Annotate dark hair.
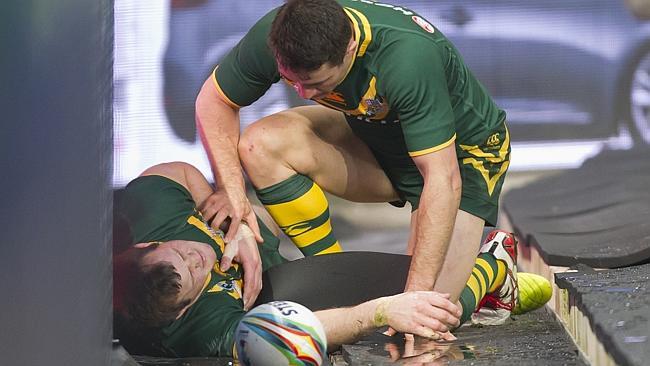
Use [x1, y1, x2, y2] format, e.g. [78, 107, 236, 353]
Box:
[113, 244, 192, 329]
[268, 0, 352, 73]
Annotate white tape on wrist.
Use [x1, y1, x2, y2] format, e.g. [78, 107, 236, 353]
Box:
[235, 224, 255, 241]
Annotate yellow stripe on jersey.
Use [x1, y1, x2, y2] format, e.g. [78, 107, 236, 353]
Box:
[207, 278, 243, 300]
[408, 134, 457, 157]
[200, 272, 212, 293]
[212, 66, 241, 110]
[187, 215, 226, 253]
[458, 126, 510, 163]
[343, 8, 361, 53]
[344, 7, 372, 57]
[459, 126, 510, 195]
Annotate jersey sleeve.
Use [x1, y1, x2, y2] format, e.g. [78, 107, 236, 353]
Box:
[161, 293, 245, 357]
[213, 9, 281, 108]
[375, 35, 456, 156]
[120, 175, 196, 244]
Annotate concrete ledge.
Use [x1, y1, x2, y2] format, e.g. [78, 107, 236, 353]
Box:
[504, 213, 650, 366]
[556, 265, 650, 366]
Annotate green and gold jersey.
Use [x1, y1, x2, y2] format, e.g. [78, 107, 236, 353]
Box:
[121, 175, 286, 357]
[214, 0, 506, 164]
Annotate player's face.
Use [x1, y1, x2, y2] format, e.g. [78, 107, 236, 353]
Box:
[280, 62, 348, 100]
[141, 240, 217, 310]
[278, 38, 357, 100]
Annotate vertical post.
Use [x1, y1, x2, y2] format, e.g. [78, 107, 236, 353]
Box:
[0, 0, 114, 365]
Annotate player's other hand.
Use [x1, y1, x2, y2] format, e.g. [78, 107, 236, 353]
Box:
[199, 187, 263, 243]
[379, 292, 461, 339]
[219, 224, 263, 310]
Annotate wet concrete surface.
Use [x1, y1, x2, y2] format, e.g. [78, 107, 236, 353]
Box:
[341, 309, 587, 366]
[556, 264, 650, 366]
[121, 308, 585, 366]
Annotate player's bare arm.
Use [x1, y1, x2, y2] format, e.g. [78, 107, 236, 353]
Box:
[406, 143, 462, 293]
[315, 291, 461, 351]
[195, 76, 263, 243]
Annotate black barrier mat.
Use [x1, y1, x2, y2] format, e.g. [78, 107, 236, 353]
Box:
[113, 341, 234, 366]
[503, 147, 650, 268]
[256, 251, 411, 310]
[342, 309, 587, 365]
[132, 356, 233, 366]
[556, 264, 650, 366]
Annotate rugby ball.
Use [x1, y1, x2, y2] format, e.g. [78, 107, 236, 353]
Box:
[235, 301, 327, 366]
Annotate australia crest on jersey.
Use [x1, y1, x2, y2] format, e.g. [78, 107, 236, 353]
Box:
[363, 95, 388, 118]
[208, 277, 243, 300]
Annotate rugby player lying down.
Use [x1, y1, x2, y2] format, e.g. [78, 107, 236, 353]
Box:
[113, 162, 549, 357]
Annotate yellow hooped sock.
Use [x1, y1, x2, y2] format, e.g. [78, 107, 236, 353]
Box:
[458, 253, 506, 325]
[256, 174, 342, 256]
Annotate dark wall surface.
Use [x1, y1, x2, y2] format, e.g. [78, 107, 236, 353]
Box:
[0, 1, 113, 365]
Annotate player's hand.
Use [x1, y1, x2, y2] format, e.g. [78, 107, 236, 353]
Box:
[385, 335, 463, 366]
[219, 224, 263, 310]
[199, 187, 263, 243]
[378, 292, 461, 338]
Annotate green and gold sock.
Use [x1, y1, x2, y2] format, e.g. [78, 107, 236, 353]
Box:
[256, 174, 342, 256]
[458, 253, 507, 325]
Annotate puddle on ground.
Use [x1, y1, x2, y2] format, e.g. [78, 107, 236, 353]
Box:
[355, 333, 480, 365]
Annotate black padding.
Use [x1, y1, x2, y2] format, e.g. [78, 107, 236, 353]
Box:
[556, 263, 650, 366]
[503, 147, 650, 268]
[256, 252, 411, 310]
[132, 355, 233, 366]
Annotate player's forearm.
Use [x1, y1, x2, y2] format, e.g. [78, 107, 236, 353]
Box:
[196, 76, 245, 191]
[314, 298, 383, 351]
[407, 179, 461, 291]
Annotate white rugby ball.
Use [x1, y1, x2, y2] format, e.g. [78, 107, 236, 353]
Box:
[235, 301, 327, 366]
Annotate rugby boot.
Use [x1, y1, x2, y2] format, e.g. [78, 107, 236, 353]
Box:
[471, 230, 518, 325]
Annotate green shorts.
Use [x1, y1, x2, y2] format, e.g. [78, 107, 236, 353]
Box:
[374, 124, 511, 227]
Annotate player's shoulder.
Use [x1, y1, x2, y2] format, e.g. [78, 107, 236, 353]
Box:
[125, 174, 191, 200]
[244, 5, 281, 42]
[339, 0, 437, 35]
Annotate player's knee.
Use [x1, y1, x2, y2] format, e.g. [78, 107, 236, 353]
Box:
[238, 117, 286, 166]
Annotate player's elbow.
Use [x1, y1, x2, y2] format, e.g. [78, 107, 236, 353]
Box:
[195, 76, 233, 126]
[449, 163, 462, 198]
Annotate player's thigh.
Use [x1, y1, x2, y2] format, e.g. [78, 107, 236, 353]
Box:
[278, 105, 398, 202]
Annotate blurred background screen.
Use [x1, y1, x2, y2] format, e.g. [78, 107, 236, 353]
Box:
[113, 0, 648, 187]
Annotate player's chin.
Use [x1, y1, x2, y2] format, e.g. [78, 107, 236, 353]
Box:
[311, 92, 331, 100]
